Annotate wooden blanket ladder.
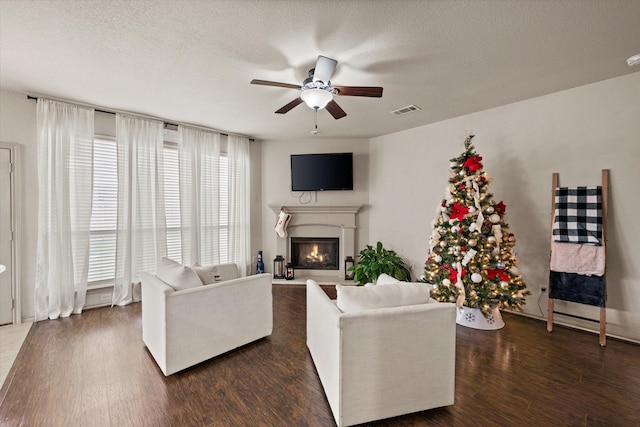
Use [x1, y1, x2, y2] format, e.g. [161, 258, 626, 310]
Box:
[547, 170, 609, 346]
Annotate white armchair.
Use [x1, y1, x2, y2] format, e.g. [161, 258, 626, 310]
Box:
[306, 279, 456, 427]
[141, 262, 273, 376]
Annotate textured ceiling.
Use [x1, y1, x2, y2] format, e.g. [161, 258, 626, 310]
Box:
[1, 0, 639, 141]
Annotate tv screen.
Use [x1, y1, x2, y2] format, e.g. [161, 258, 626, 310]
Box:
[291, 153, 353, 191]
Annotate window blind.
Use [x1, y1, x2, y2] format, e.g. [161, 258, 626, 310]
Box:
[164, 144, 182, 263]
[87, 138, 232, 285]
[88, 137, 117, 284]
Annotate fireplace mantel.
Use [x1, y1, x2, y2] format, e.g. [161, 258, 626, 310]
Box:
[268, 204, 363, 282]
[268, 204, 362, 215]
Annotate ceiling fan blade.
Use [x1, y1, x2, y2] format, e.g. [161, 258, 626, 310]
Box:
[325, 100, 347, 120]
[334, 86, 383, 97]
[251, 79, 301, 90]
[275, 97, 304, 114]
[313, 56, 338, 84]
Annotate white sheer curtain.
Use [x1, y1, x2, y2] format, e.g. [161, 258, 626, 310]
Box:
[178, 126, 221, 266]
[35, 99, 94, 320]
[227, 135, 251, 276]
[178, 127, 250, 273]
[112, 114, 166, 306]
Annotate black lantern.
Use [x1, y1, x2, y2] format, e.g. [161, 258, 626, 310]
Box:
[273, 255, 285, 279]
[285, 263, 295, 280]
[344, 256, 355, 280]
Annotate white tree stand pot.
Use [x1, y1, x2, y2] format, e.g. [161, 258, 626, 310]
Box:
[456, 306, 505, 330]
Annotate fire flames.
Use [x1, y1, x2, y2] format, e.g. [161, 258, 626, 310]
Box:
[305, 244, 325, 263]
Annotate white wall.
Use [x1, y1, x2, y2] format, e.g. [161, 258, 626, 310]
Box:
[259, 138, 370, 273]
[0, 90, 37, 321]
[369, 72, 640, 342]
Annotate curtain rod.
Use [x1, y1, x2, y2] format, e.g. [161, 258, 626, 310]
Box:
[26, 95, 255, 141]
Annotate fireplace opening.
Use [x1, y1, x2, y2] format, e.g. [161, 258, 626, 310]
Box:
[291, 237, 339, 270]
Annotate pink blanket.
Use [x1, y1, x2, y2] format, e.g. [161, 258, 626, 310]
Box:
[550, 241, 605, 276]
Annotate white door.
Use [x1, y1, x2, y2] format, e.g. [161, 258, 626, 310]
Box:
[0, 147, 13, 325]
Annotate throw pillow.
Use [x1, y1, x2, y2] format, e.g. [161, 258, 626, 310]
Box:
[156, 257, 202, 291]
[375, 273, 401, 286]
[336, 282, 430, 313]
[215, 263, 240, 281]
[192, 263, 221, 285]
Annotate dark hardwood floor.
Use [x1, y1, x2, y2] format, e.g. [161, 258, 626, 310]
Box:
[1, 284, 639, 426]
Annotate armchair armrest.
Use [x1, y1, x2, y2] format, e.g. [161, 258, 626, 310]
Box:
[306, 279, 343, 414]
[141, 272, 173, 371]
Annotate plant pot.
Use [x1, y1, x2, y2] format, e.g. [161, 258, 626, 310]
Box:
[456, 306, 504, 330]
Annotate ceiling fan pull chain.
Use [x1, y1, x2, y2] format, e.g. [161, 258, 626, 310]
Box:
[311, 108, 320, 135]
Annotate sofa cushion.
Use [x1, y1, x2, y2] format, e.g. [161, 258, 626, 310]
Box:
[192, 264, 221, 285]
[156, 257, 202, 291]
[336, 282, 430, 313]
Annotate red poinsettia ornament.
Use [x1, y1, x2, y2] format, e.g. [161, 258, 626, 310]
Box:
[463, 155, 483, 173]
[450, 202, 470, 222]
[495, 201, 507, 216]
[443, 264, 467, 282]
[487, 269, 510, 282]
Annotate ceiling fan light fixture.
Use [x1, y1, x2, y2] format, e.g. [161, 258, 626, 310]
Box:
[300, 88, 333, 110]
[626, 54, 640, 67]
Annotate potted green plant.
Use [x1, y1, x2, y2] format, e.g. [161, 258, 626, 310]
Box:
[349, 241, 412, 285]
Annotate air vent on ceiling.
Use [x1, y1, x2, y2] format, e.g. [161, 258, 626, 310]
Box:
[391, 104, 421, 116]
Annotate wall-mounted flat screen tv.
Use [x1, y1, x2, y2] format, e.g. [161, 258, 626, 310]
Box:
[290, 152, 353, 191]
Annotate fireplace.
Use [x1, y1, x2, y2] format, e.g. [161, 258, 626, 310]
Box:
[269, 204, 362, 281]
[291, 237, 339, 270]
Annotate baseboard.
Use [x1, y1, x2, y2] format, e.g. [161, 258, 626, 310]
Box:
[510, 310, 640, 345]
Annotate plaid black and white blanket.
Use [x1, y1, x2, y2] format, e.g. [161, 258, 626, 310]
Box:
[552, 186, 602, 245]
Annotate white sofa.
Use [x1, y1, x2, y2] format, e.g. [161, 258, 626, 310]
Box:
[306, 278, 456, 427]
[141, 262, 273, 376]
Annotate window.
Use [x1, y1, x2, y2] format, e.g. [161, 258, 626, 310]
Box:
[88, 137, 117, 285]
[219, 156, 229, 264]
[198, 151, 230, 265]
[87, 137, 232, 286]
[163, 144, 182, 263]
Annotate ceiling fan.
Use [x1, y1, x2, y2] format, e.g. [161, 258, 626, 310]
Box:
[251, 55, 383, 120]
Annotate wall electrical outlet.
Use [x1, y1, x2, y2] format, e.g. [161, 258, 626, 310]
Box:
[541, 287, 547, 293]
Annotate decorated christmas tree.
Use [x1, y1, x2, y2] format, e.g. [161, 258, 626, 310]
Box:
[424, 135, 530, 318]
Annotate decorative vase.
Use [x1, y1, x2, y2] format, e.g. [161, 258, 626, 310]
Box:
[456, 306, 504, 330]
